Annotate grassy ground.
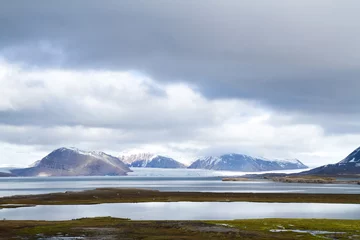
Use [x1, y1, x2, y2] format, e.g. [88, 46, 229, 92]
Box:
[268, 175, 360, 184]
[0, 217, 359, 239]
[1, 188, 360, 209]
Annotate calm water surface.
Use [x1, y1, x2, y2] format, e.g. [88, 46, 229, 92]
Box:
[1, 202, 360, 220]
[1, 176, 360, 197]
[0, 169, 359, 197]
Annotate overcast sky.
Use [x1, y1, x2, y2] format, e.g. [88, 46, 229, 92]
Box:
[1, 0, 360, 167]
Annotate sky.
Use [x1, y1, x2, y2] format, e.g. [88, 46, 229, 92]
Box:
[1, 0, 360, 167]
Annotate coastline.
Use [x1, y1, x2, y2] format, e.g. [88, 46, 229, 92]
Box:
[1, 188, 360, 209]
[0, 217, 359, 239]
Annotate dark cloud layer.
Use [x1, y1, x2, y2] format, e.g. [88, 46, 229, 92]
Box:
[1, 0, 360, 133]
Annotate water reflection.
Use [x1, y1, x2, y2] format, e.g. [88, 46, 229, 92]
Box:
[1, 176, 360, 197]
[1, 202, 360, 221]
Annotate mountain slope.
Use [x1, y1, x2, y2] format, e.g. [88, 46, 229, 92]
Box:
[28, 160, 41, 168]
[188, 154, 308, 172]
[0, 172, 14, 177]
[301, 146, 360, 175]
[120, 154, 186, 169]
[12, 147, 131, 177]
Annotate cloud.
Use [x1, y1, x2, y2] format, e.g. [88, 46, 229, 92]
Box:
[0, 1, 359, 166]
[0, 59, 359, 167]
[1, 0, 360, 130]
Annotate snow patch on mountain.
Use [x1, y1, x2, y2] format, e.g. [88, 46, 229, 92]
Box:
[339, 146, 360, 164]
[119, 153, 156, 164]
[119, 153, 186, 169]
[189, 153, 307, 172]
[302, 146, 360, 175]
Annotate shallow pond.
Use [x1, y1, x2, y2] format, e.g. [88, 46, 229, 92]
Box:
[1, 172, 360, 197]
[1, 202, 360, 220]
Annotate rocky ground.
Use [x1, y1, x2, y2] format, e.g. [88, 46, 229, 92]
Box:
[0, 217, 359, 240]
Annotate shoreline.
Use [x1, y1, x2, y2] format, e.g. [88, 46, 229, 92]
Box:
[0, 217, 359, 239]
[1, 188, 360, 209]
[226, 175, 360, 184]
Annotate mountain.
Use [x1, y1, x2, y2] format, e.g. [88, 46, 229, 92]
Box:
[301, 146, 360, 175]
[11, 147, 131, 177]
[0, 167, 18, 174]
[28, 160, 41, 168]
[188, 154, 308, 172]
[120, 153, 186, 169]
[0, 167, 19, 177]
[120, 153, 155, 165]
[0, 172, 14, 177]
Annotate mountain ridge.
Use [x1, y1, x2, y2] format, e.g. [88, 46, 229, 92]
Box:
[11, 147, 131, 177]
[120, 153, 186, 169]
[301, 146, 360, 175]
[188, 153, 308, 171]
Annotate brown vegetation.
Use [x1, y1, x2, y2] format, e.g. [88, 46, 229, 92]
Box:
[0, 217, 359, 240]
[1, 188, 360, 209]
[222, 177, 249, 181]
[268, 175, 360, 184]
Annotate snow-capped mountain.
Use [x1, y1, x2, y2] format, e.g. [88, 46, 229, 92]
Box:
[188, 153, 308, 171]
[120, 153, 155, 165]
[339, 146, 360, 164]
[12, 147, 131, 177]
[302, 146, 360, 175]
[119, 153, 186, 169]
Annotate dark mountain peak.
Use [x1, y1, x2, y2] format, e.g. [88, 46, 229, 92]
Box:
[339, 146, 360, 164]
[12, 147, 131, 177]
[301, 146, 360, 176]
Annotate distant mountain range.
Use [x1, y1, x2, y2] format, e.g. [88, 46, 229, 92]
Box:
[119, 153, 186, 169]
[120, 153, 308, 172]
[301, 146, 360, 176]
[2, 146, 360, 177]
[0, 147, 311, 177]
[11, 147, 131, 177]
[188, 154, 308, 171]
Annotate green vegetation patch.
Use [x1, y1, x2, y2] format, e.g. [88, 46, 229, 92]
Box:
[269, 175, 360, 184]
[1, 188, 360, 209]
[0, 217, 359, 240]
